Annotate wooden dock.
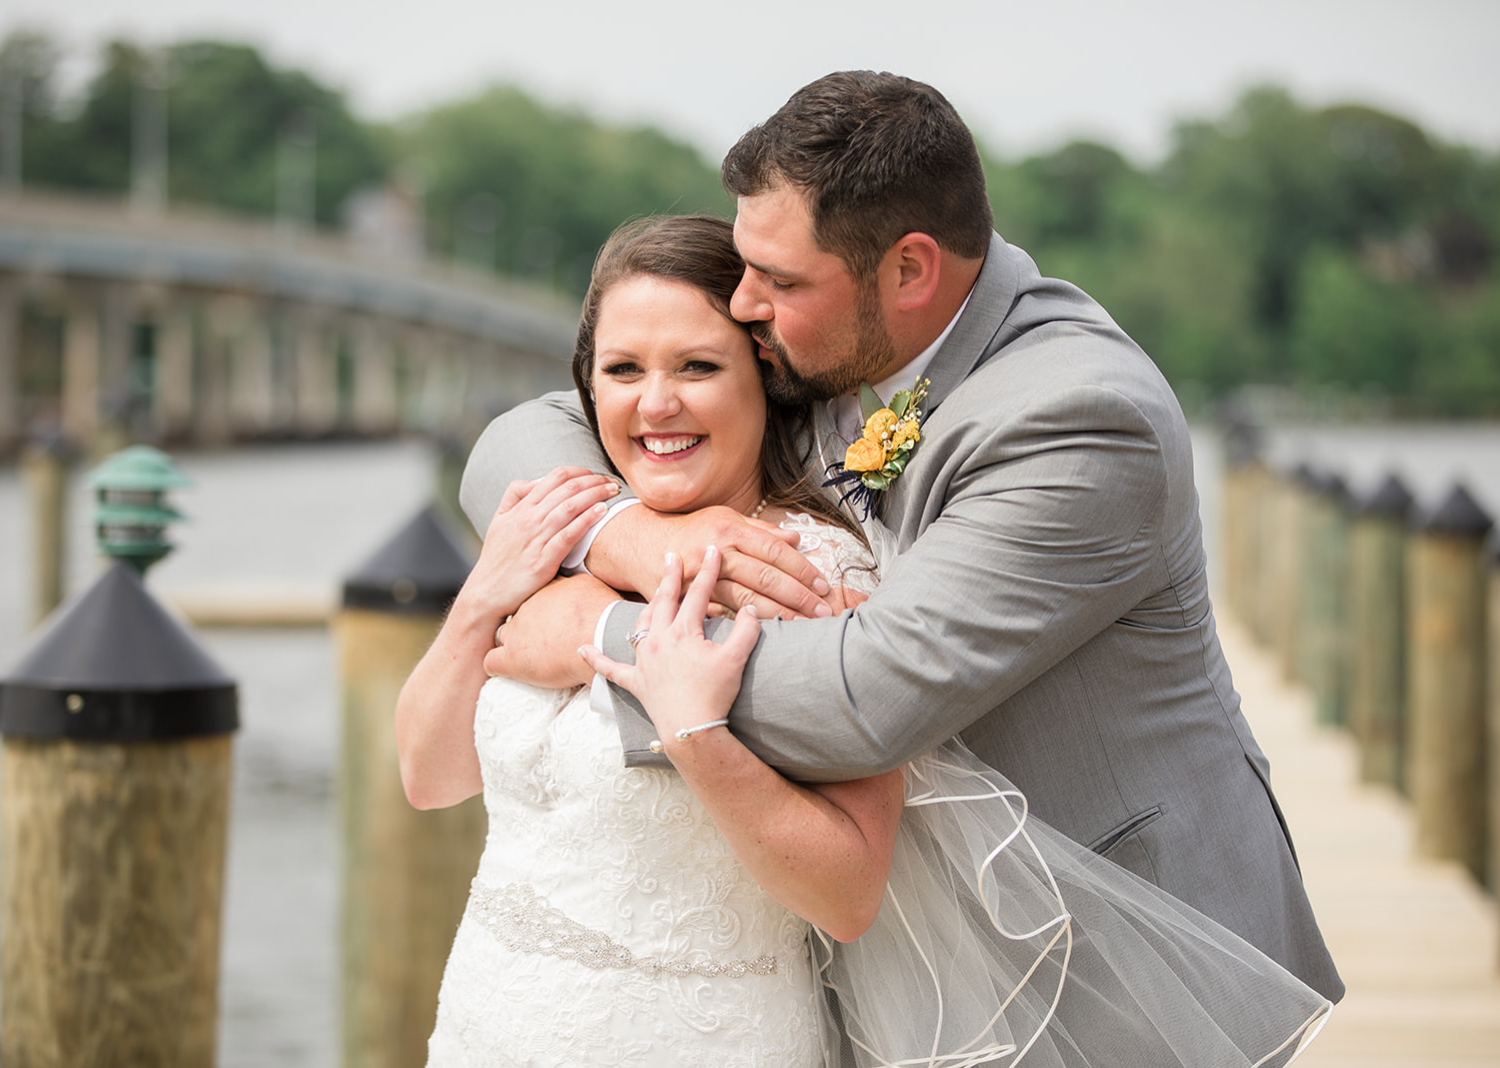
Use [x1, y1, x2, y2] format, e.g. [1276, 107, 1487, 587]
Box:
[1223, 620, 1500, 1067]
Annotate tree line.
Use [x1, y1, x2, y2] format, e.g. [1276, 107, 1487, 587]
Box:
[2, 31, 1496, 415]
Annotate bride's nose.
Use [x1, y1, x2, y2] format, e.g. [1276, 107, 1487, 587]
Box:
[638, 373, 681, 420]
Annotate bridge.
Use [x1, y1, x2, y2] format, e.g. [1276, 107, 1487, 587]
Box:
[0, 192, 580, 454]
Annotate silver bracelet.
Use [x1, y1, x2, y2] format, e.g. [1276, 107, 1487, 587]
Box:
[648, 718, 729, 753]
[675, 718, 729, 741]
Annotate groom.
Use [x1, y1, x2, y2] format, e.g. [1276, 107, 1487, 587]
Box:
[463, 70, 1343, 1001]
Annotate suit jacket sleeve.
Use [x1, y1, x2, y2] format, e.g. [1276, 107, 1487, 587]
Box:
[458, 390, 630, 535]
[606, 368, 1175, 780]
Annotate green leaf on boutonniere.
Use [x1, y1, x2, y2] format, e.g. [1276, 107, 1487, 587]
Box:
[889, 389, 913, 420]
[859, 382, 884, 422]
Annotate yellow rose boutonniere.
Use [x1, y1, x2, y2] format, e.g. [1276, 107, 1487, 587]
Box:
[826, 376, 930, 518]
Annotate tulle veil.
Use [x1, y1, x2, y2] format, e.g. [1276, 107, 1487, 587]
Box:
[808, 511, 1332, 1067]
[810, 742, 1331, 1067]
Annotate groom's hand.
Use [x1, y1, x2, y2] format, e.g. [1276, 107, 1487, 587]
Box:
[585, 505, 834, 621]
[484, 574, 622, 688]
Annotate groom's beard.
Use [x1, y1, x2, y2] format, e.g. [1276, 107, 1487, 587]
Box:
[756, 284, 899, 406]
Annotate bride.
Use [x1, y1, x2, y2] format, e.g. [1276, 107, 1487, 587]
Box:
[396, 215, 1331, 1066]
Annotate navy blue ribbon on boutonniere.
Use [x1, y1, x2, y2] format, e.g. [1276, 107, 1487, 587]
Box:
[823, 377, 929, 520]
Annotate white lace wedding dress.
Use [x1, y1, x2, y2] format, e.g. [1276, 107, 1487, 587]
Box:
[426, 515, 866, 1067]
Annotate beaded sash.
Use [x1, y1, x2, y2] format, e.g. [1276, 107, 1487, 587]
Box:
[468, 882, 778, 979]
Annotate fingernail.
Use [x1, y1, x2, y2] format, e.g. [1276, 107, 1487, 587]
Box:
[814, 603, 833, 618]
[745, 604, 758, 618]
[593, 502, 608, 514]
[607, 481, 620, 494]
[577, 646, 589, 659]
[814, 578, 831, 595]
[705, 544, 718, 559]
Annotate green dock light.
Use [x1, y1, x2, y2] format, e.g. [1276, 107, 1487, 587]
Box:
[87, 445, 192, 573]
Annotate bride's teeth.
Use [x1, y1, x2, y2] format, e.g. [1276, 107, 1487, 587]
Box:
[643, 437, 702, 455]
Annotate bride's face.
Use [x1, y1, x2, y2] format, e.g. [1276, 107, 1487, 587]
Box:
[591, 275, 766, 516]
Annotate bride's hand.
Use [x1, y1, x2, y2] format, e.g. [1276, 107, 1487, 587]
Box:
[465, 466, 619, 622]
[579, 546, 761, 741]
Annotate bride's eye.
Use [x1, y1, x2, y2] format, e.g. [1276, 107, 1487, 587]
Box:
[599, 360, 641, 378]
[682, 360, 721, 376]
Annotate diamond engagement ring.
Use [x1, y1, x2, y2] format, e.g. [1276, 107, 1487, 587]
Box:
[627, 629, 649, 649]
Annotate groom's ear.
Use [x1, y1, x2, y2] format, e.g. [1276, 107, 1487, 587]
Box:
[888, 233, 943, 312]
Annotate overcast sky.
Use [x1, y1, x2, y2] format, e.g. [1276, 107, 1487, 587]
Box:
[5, 0, 1498, 164]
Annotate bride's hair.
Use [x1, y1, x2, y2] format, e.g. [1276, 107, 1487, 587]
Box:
[572, 214, 866, 545]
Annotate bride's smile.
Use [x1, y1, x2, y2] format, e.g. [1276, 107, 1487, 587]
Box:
[592, 274, 766, 516]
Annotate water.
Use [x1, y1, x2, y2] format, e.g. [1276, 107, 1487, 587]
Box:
[0, 420, 1496, 1063]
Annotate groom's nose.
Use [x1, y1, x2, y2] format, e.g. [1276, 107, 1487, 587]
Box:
[730, 270, 772, 323]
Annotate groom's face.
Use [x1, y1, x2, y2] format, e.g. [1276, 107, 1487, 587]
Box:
[731, 185, 899, 404]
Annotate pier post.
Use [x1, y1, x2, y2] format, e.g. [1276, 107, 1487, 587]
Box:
[1490, 537, 1500, 896]
[1407, 483, 1493, 884]
[1301, 472, 1351, 727]
[336, 506, 484, 1068]
[1271, 465, 1314, 683]
[0, 447, 236, 1066]
[1347, 474, 1414, 791]
[21, 432, 72, 627]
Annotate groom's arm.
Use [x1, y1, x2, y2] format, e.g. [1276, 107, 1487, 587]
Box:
[603, 377, 1176, 780]
[460, 393, 836, 624]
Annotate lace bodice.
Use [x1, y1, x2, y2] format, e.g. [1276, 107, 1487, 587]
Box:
[427, 515, 869, 1067]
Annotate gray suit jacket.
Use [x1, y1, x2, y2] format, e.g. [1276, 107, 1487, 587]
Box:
[460, 233, 1343, 1001]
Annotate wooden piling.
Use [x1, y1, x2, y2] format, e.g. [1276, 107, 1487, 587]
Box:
[1272, 465, 1314, 683]
[1300, 472, 1351, 726]
[21, 436, 70, 627]
[1489, 540, 1500, 898]
[337, 507, 484, 1068]
[1218, 420, 1263, 628]
[1407, 484, 1492, 885]
[0, 561, 238, 1067]
[1346, 475, 1413, 791]
[1, 735, 232, 1066]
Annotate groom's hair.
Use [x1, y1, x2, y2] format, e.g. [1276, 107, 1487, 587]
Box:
[722, 71, 993, 280]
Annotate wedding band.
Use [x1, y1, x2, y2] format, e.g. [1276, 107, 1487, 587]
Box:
[494, 615, 514, 647]
[627, 629, 649, 649]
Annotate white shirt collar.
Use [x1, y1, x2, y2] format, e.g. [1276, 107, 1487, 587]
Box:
[834, 290, 973, 439]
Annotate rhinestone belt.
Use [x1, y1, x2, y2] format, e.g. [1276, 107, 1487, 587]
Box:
[468, 881, 778, 979]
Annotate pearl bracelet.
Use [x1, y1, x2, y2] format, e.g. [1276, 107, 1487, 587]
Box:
[648, 718, 729, 753]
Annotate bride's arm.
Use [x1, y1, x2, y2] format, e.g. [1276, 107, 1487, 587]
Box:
[396, 468, 620, 810]
[581, 549, 903, 942]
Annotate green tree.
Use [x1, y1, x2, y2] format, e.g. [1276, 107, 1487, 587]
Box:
[401, 85, 728, 292]
[14, 35, 387, 226]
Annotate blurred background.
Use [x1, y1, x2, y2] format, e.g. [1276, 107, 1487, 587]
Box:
[0, 1, 1498, 1065]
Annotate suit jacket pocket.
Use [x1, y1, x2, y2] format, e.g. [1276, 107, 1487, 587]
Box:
[1087, 806, 1164, 878]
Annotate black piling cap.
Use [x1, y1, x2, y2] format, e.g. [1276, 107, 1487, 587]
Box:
[1418, 483, 1495, 538]
[1317, 472, 1351, 507]
[342, 505, 475, 615]
[0, 561, 238, 741]
[1357, 473, 1415, 519]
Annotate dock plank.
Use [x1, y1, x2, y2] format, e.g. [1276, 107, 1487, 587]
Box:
[1223, 621, 1500, 1067]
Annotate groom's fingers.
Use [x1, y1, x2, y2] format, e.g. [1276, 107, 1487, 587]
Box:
[715, 536, 835, 620]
